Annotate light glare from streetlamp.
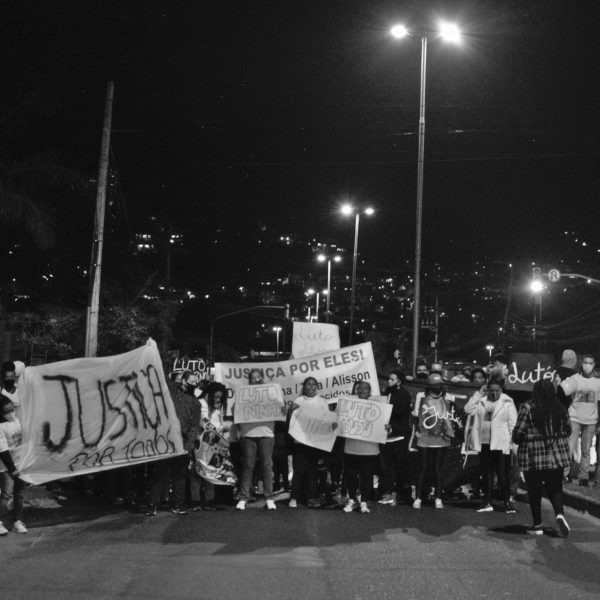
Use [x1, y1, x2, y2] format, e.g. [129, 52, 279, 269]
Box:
[391, 24, 409, 39]
[333, 255, 342, 263]
[341, 204, 353, 215]
[364, 207, 375, 215]
[530, 280, 544, 293]
[317, 254, 326, 262]
[439, 22, 461, 43]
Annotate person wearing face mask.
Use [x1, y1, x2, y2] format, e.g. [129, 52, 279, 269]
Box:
[145, 370, 201, 516]
[464, 377, 517, 513]
[411, 373, 455, 509]
[560, 354, 600, 486]
[0, 397, 26, 535]
[414, 362, 429, 380]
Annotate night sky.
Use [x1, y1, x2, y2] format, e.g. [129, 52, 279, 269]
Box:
[3, 0, 600, 273]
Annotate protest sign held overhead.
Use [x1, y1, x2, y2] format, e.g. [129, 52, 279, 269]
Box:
[215, 342, 379, 403]
[336, 395, 392, 444]
[232, 383, 286, 424]
[289, 403, 338, 452]
[291, 321, 340, 359]
[15, 339, 185, 485]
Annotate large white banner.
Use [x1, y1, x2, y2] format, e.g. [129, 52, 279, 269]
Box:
[291, 322, 340, 359]
[215, 342, 379, 404]
[232, 383, 286, 424]
[16, 339, 185, 485]
[288, 404, 338, 452]
[336, 395, 392, 444]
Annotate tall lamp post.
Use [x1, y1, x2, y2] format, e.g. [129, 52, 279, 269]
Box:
[530, 268, 544, 352]
[391, 21, 462, 375]
[317, 253, 342, 323]
[273, 326, 282, 359]
[306, 288, 327, 322]
[341, 204, 374, 345]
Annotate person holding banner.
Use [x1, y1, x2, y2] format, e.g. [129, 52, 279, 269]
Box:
[289, 377, 336, 509]
[342, 381, 380, 514]
[0, 397, 27, 534]
[412, 373, 455, 510]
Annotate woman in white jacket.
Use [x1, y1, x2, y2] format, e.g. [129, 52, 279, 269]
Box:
[464, 377, 517, 514]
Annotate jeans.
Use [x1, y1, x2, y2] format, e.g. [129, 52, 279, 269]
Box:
[379, 437, 411, 496]
[291, 443, 322, 501]
[524, 469, 564, 526]
[0, 471, 25, 523]
[480, 444, 510, 504]
[240, 436, 274, 500]
[569, 421, 596, 480]
[415, 447, 446, 500]
[343, 454, 377, 502]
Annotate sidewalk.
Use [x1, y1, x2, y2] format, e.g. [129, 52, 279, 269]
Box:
[562, 478, 600, 519]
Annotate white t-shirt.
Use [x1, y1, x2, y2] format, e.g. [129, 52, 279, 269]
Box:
[0, 418, 22, 473]
[561, 374, 600, 425]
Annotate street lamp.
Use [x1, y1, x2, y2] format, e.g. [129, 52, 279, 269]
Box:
[391, 21, 462, 376]
[486, 344, 495, 359]
[317, 253, 342, 323]
[530, 267, 543, 352]
[273, 326, 282, 359]
[306, 288, 327, 322]
[341, 204, 375, 345]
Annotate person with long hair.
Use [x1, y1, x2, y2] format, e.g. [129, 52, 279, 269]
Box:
[412, 373, 454, 509]
[512, 379, 572, 536]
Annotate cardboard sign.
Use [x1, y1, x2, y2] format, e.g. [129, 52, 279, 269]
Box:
[215, 342, 380, 404]
[232, 383, 286, 424]
[289, 404, 338, 452]
[16, 339, 185, 485]
[291, 322, 340, 358]
[336, 395, 392, 444]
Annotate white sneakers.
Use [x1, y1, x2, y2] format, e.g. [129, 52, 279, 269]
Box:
[556, 514, 570, 537]
[288, 499, 298, 508]
[265, 499, 277, 510]
[412, 498, 422, 509]
[235, 500, 246, 510]
[0, 521, 27, 535]
[343, 499, 357, 513]
[12, 521, 27, 534]
[360, 502, 370, 514]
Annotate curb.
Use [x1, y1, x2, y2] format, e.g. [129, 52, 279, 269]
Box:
[562, 487, 600, 519]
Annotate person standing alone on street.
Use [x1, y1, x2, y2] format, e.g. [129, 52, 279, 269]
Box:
[512, 380, 572, 536]
[560, 354, 600, 486]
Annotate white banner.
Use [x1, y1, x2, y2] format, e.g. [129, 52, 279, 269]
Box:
[16, 339, 185, 485]
[215, 342, 379, 404]
[291, 322, 340, 359]
[336, 395, 392, 444]
[232, 383, 286, 424]
[289, 404, 338, 452]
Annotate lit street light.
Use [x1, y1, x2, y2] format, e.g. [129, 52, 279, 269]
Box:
[486, 344, 495, 359]
[306, 287, 327, 322]
[341, 204, 374, 345]
[530, 267, 544, 352]
[391, 21, 462, 375]
[317, 253, 342, 323]
[273, 326, 282, 359]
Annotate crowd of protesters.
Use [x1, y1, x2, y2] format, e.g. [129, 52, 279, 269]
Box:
[1, 349, 598, 539]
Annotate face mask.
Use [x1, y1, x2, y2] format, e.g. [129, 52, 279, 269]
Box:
[3, 379, 15, 391]
[430, 387, 442, 396]
[582, 364, 594, 376]
[416, 372, 428, 379]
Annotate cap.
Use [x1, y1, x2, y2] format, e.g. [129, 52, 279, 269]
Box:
[427, 373, 444, 386]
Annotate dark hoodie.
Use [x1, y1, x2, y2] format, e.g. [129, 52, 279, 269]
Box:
[384, 384, 412, 437]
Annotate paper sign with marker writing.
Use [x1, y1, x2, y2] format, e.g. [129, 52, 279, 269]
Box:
[336, 395, 392, 444]
[289, 404, 338, 452]
[15, 339, 184, 485]
[232, 383, 286, 424]
[292, 322, 340, 358]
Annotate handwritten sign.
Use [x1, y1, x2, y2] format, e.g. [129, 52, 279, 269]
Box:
[193, 422, 236, 486]
[506, 353, 556, 391]
[171, 357, 209, 380]
[289, 404, 338, 452]
[233, 383, 285, 424]
[292, 322, 340, 358]
[215, 342, 380, 404]
[336, 395, 392, 444]
[15, 339, 185, 485]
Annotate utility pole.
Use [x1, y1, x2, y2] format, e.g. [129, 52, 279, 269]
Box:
[85, 81, 114, 357]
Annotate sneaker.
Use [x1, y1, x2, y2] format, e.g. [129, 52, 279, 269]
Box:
[12, 520, 27, 534]
[170, 507, 188, 515]
[505, 501, 517, 514]
[191, 504, 204, 512]
[235, 500, 246, 510]
[144, 504, 157, 516]
[412, 498, 421, 509]
[556, 514, 570, 537]
[434, 498, 443, 509]
[343, 499, 357, 513]
[360, 501, 370, 514]
[526, 524, 543, 535]
[307, 498, 322, 508]
[378, 494, 394, 505]
[288, 499, 298, 508]
[265, 499, 277, 510]
[0, 521, 8, 536]
[476, 503, 494, 513]
[578, 479, 589, 487]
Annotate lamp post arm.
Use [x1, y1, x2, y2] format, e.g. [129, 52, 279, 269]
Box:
[565, 273, 600, 285]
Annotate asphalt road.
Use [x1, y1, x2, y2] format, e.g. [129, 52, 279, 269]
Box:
[2, 496, 600, 600]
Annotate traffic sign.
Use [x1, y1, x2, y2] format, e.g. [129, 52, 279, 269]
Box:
[548, 268, 561, 282]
